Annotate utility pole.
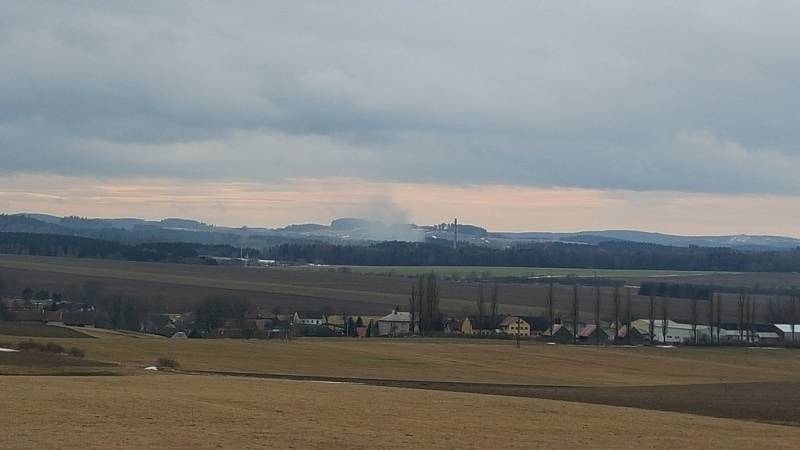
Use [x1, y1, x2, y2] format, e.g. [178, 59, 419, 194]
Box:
[516, 316, 521, 349]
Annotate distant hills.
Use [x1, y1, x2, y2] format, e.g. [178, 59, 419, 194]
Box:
[1, 213, 799, 251]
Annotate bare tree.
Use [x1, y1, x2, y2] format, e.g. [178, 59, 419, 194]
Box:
[691, 297, 698, 345]
[791, 295, 798, 347]
[409, 285, 418, 336]
[547, 281, 555, 334]
[749, 294, 757, 344]
[661, 297, 669, 344]
[737, 291, 745, 345]
[490, 283, 499, 319]
[415, 275, 426, 335]
[572, 284, 580, 344]
[422, 273, 440, 334]
[706, 291, 714, 346]
[715, 293, 722, 345]
[476, 283, 486, 323]
[648, 294, 655, 345]
[612, 285, 621, 341]
[625, 287, 632, 345]
[595, 284, 601, 346]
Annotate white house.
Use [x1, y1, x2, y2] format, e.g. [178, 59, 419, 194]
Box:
[774, 324, 800, 344]
[377, 309, 412, 336]
[632, 319, 712, 344]
[292, 312, 327, 326]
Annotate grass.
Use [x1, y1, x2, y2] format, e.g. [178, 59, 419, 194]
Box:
[0, 351, 115, 375]
[0, 322, 91, 338]
[336, 265, 717, 278]
[3, 375, 800, 449]
[7, 332, 800, 387]
[4, 333, 800, 447]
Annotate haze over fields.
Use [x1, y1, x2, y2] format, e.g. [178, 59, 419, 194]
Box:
[2, 2, 800, 235]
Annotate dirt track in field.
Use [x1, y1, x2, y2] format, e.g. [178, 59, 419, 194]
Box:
[182, 369, 800, 427]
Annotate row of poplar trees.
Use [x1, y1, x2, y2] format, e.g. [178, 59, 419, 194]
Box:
[408, 273, 441, 335]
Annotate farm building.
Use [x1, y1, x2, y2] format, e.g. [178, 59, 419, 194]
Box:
[774, 324, 800, 344]
[577, 324, 610, 344]
[615, 325, 646, 345]
[497, 316, 530, 336]
[377, 309, 413, 336]
[461, 317, 499, 335]
[632, 320, 711, 345]
[542, 324, 574, 344]
[292, 312, 327, 326]
[442, 318, 463, 334]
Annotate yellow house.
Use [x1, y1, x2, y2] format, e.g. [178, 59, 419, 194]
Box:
[461, 317, 498, 335]
[498, 316, 530, 336]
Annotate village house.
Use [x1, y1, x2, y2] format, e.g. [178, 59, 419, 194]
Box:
[542, 324, 574, 344]
[460, 317, 499, 335]
[497, 316, 530, 336]
[632, 319, 712, 345]
[614, 324, 646, 345]
[442, 318, 462, 335]
[377, 309, 413, 336]
[577, 324, 610, 344]
[774, 324, 800, 344]
[292, 312, 327, 326]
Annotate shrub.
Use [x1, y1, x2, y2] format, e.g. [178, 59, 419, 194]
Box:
[68, 347, 86, 358]
[157, 357, 179, 369]
[17, 340, 42, 351]
[43, 342, 65, 354]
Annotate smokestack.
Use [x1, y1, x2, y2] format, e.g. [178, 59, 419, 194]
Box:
[453, 218, 458, 249]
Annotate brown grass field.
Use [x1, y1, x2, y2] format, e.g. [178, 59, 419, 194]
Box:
[3, 332, 800, 447]
[4, 254, 800, 447]
[4, 374, 800, 449]
[1, 254, 793, 321]
[0, 321, 92, 338]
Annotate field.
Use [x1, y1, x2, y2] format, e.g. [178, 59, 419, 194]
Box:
[4, 375, 800, 449]
[337, 265, 716, 278]
[3, 328, 800, 447]
[0, 254, 791, 322]
[0, 321, 92, 338]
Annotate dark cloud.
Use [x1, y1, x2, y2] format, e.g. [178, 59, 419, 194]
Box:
[1, 1, 800, 194]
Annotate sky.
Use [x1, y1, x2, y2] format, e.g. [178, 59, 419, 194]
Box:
[1, 2, 800, 235]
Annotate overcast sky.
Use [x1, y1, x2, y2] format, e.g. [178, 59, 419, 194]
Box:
[2, 2, 800, 234]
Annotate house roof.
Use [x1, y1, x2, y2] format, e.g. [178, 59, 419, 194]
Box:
[379, 311, 411, 323]
[757, 332, 781, 339]
[498, 316, 528, 327]
[295, 312, 326, 320]
[543, 324, 573, 336]
[775, 324, 800, 333]
[578, 324, 598, 338]
[466, 316, 505, 329]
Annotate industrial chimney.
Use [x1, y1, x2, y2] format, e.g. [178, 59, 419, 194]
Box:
[453, 218, 458, 249]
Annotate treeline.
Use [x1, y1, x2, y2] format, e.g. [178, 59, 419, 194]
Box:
[267, 240, 800, 272]
[0, 232, 256, 263]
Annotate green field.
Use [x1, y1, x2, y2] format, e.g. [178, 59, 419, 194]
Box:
[335, 265, 718, 279]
